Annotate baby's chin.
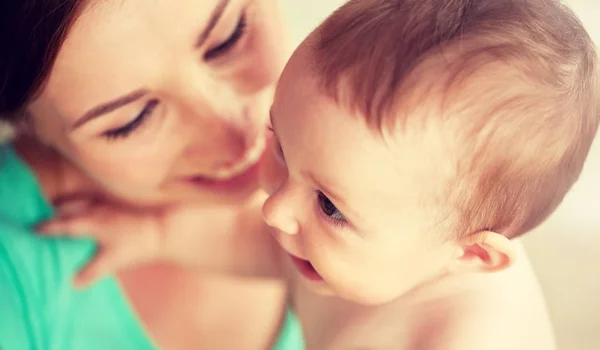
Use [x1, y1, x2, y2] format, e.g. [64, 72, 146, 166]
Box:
[307, 276, 408, 305]
[301, 278, 337, 296]
[302, 278, 402, 306]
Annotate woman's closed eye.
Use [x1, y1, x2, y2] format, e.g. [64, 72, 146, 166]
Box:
[103, 99, 160, 140]
[204, 12, 247, 60]
[317, 191, 347, 226]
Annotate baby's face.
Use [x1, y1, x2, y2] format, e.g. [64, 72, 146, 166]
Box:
[261, 45, 462, 305]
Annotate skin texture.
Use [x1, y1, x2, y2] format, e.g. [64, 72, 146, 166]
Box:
[260, 36, 555, 349]
[16, 0, 293, 349]
[53, 33, 556, 346]
[261, 40, 516, 305]
[27, 0, 287, 206]
[16, 0, 557, 348]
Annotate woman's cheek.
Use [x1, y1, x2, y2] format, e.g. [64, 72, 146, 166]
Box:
[72, 139, 173, 191]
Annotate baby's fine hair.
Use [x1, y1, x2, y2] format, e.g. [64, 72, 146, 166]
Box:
[310, 0, 599, 238]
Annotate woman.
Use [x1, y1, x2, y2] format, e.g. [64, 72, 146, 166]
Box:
[0, 0, 302, 349]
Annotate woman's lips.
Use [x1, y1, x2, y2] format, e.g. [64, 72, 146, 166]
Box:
[290, 255, 323, 281]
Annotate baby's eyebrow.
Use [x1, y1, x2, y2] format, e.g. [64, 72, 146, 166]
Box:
[306, 172, 344, 204]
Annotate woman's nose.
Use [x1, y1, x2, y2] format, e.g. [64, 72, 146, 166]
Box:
[214, 113, 259, 162]
[262, 184, 299, 235]
[183, 107, 261, 166]
[177, 73, 263, 165]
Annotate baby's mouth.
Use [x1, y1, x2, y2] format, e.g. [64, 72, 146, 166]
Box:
[289, 255, 323, 281]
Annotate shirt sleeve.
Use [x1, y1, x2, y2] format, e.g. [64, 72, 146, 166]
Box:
[0, 221, 96, 349]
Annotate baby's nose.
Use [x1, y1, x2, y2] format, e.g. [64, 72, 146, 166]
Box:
[262, 187, 299, 235]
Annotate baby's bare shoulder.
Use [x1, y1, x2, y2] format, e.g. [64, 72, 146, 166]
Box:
[408, 254, 555, 350]
[412, 288, 555, 350]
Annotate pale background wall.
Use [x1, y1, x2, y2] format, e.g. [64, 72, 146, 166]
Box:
[280, 1, 599, 349]
[520, 2, 600, 349]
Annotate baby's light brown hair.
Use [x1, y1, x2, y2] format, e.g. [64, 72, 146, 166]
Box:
[310, 0, 599, 238]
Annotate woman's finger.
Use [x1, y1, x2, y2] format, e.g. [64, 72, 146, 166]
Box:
[73, 247, 116, 288]
[37, 217, 96, 237]
[74, 233, 161, 289]
[55, 197, 98, 218]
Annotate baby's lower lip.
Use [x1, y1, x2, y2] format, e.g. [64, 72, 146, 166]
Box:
[290, 255, 323, 281]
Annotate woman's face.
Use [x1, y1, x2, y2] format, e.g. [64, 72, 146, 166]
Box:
[28, 0, 287, 205]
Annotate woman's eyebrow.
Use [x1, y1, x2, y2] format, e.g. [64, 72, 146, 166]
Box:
[195, 0, 231, 48]
[72, 89, 149, 130]
[71, 0, 232, 130]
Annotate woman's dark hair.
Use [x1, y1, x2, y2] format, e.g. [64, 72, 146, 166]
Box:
[0, 1, 85, 122]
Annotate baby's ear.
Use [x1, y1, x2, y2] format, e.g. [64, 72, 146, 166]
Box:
[447, 231, 516, 274]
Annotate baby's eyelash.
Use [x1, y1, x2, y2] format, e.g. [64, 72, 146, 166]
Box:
[316, 191, 348, 228]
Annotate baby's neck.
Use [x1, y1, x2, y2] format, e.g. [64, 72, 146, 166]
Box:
[296, 241, 550, 349]
[400, 240, 532, 306]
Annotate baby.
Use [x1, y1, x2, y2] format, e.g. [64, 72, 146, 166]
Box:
[261, 0, 600, 305]
[40, 0, 599, 348]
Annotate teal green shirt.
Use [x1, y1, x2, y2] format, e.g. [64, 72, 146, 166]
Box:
[0, 144, 303, 350]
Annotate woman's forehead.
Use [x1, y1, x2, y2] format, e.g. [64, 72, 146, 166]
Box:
[37, 0, 227, 122]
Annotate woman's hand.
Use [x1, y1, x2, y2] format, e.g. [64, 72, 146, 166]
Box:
[37, 193, 283, 288]
[37, 197, 165, 288]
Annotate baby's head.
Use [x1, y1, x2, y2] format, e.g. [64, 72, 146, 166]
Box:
[262, 0, 599, 304]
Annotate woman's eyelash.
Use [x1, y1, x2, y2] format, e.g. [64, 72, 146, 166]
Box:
[204, 12, 247, 60]
[317, 191, 348, 227]
[103, 99, 159, 140]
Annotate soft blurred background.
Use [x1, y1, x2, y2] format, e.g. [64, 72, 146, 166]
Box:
[280, 1, 600, 349]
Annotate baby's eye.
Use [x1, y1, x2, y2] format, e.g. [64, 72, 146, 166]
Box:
[317, 191, 346, 223]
